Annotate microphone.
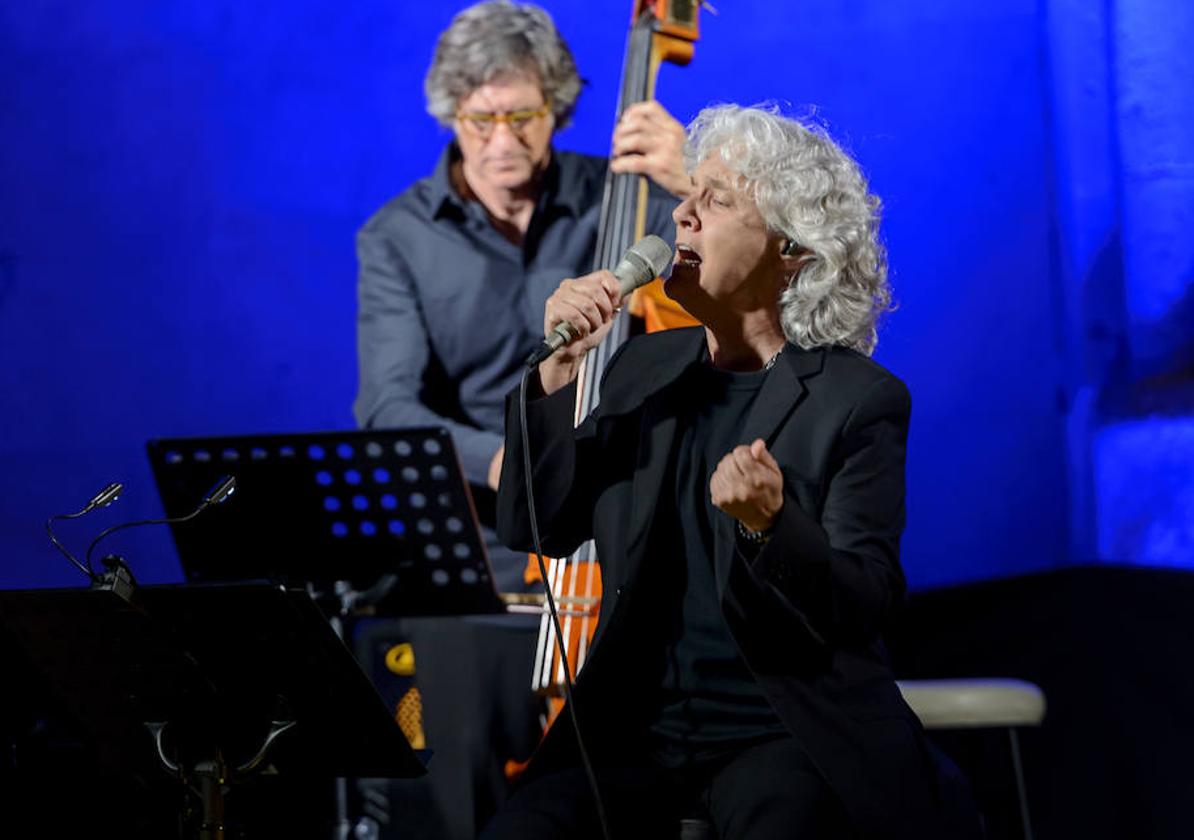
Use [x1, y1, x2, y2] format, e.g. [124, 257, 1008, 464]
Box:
[45, 481, 126, 581]
[525, 235, 673, 367]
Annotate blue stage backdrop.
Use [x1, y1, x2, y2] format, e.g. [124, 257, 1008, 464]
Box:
[1, 1, 1190, 591]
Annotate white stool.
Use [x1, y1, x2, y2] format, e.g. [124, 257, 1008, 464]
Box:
[898, 678, 1046, 840]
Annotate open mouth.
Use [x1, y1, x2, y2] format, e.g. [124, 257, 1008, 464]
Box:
[674, 244, 701, 270]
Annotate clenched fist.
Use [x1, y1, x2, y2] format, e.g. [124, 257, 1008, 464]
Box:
[710, 438, 784, 534]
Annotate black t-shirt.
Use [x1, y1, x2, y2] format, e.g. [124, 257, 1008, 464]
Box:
[647, 361, 789, 768]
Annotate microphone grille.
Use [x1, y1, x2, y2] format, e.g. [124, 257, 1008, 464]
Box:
[615, 235, 674, 296]
[631, 235, 673, 278]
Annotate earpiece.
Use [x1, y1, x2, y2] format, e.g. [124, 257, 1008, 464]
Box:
[781, 239, 800, 256]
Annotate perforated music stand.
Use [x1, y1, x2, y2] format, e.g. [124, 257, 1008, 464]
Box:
[0, 583, 424, 835]
[146, 428, 504, 616]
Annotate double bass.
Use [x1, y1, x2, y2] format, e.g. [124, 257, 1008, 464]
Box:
[509, 0, 705, 764]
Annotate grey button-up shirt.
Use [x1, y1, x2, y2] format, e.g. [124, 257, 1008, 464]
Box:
[354, 144, 675, 589]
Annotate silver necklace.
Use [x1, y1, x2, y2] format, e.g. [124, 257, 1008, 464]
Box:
[763, 346, 785, 371]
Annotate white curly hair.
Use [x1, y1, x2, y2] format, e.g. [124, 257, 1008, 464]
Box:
[685, 104, 892, 355]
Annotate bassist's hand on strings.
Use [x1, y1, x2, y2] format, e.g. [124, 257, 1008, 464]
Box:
[539, 270, 624, 396]
[611, 101, 692, 199]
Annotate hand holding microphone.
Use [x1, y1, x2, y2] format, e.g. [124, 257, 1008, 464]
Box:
[529, 235, 672, 393]
[540, 270, 622, 356]
[535, 271, 619, 395]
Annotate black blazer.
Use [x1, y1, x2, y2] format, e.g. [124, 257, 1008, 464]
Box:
[498, 327, 952, 837]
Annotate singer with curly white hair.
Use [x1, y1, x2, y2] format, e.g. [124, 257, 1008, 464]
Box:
[488, 104, 980, 839]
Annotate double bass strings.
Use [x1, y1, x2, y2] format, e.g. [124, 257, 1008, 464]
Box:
[535, 14, 656, 697]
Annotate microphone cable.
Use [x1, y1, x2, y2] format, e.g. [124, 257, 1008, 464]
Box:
[518, 365, 614, 840]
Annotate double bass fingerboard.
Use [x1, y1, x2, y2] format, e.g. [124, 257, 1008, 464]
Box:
[531, 4, 699, 695]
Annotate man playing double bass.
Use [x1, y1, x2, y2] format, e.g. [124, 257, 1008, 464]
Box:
[355, 0, 688, 587]
[487, 104, 981, 838]
[352, 2, 690, 837]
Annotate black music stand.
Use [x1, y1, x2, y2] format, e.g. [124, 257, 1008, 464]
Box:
[0, 582, 425, 838]
[146, 428, 505, 616]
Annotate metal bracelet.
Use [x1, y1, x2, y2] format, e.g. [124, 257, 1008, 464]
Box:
[736, 519, 774, 545]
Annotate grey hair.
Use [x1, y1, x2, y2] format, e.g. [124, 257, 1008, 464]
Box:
[685, 104, 892, 355]
[424, 1, 582, 128]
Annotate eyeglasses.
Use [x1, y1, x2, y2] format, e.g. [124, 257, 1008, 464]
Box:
[455, 101, 552, 140]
